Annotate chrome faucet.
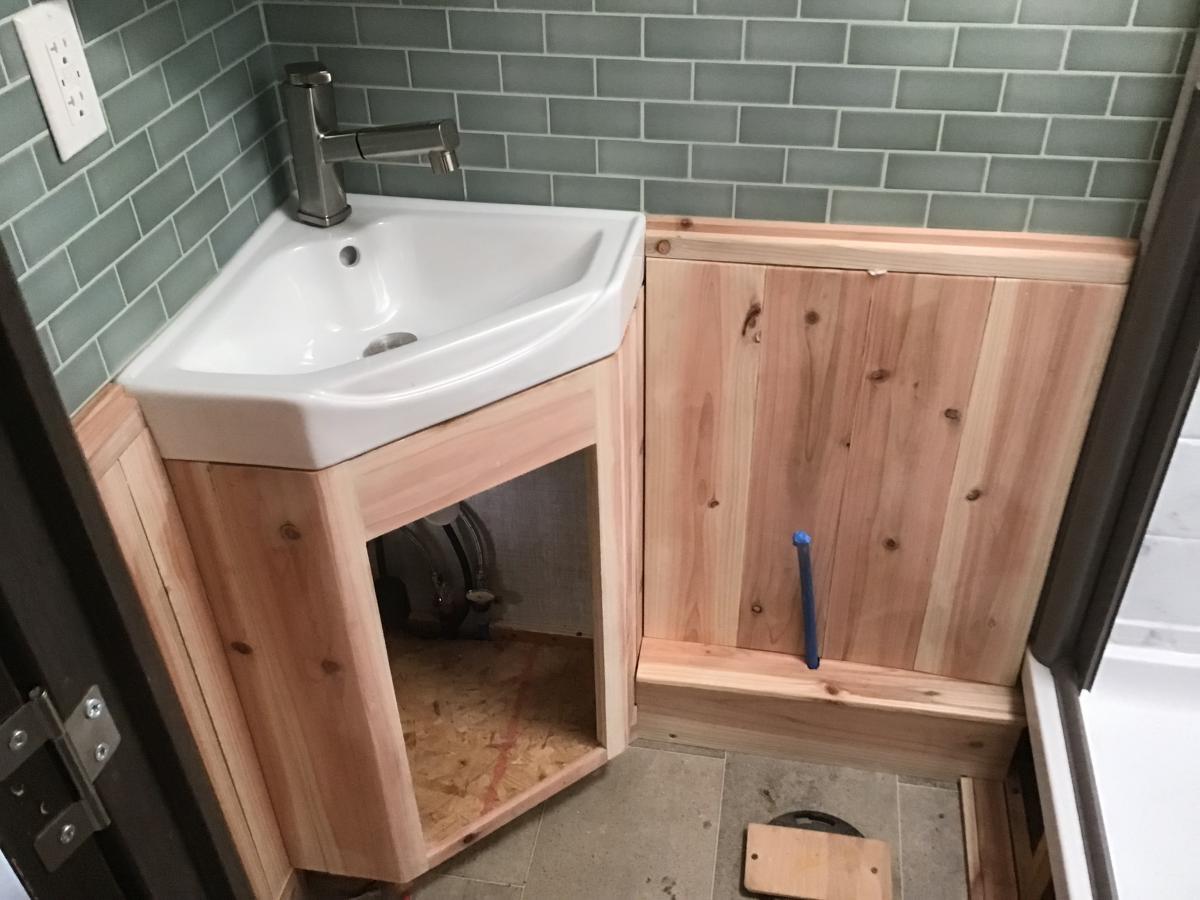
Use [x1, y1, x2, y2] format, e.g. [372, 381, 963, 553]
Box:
[282, 61, 460, 227]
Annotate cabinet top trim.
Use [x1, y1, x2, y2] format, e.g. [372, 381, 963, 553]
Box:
[646, 216, 1136, 285]
[73, 384, 145, 479]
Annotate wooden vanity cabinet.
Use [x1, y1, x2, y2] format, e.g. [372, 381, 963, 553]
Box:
[81, 298, 644, 889]
[642, 222, 1130, 688]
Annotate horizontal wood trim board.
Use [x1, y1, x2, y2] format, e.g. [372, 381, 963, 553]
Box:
[636, 638, 1022, 780]
[646, 216, 1136, 285]
[638, 638, 1022, 726]
[425, 746, 607, 870]
[73, 384, 147, 478]
[349, 363, 599, 541]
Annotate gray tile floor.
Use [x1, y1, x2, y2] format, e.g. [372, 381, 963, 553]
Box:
[411, 741, 968, 900]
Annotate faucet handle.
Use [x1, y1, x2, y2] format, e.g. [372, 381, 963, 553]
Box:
[286, 60, 333, 87]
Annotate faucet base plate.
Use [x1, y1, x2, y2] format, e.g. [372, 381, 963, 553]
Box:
[297, 204, 352, 228]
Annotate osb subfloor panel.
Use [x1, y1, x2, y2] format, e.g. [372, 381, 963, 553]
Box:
[387, 632, 599, 849]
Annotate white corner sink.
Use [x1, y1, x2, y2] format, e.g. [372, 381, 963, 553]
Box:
[120, 195, 645, 469]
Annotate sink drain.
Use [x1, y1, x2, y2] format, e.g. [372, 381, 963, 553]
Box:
[362, 331, 418, 357]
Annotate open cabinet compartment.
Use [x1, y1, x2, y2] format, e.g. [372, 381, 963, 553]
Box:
[370, 450, 608, 860]
[166, 297, 644, 885]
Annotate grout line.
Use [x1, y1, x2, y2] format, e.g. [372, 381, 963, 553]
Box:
[36, 113, 282, 330]
[520, 806, 545, 887]
[707, 752, 727, 900]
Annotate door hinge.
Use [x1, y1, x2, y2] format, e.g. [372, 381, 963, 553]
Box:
[1, 685, 119, 871]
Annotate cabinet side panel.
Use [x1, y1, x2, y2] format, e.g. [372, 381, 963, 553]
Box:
[590, 293, 644, 752]
[644, 258, 765, 645]
[167, 461, 425, 883]
[825, 274, 993, 669]
[917, 280, 1125, 685]
[736, 267, 872, 654]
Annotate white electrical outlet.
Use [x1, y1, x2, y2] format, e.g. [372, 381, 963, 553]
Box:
[14, 0, 107, 162]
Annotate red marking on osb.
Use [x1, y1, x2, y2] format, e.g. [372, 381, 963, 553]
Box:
[480, 643, 540, 813]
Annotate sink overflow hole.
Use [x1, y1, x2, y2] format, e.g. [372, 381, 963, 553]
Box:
[339, 244, 360, 267]
[363, 332, 418, 357]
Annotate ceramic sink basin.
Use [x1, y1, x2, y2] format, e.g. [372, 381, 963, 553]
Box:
[120, 195, 645, 469]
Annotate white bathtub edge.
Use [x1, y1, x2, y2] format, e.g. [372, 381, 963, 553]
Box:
[1022, 650, 1094, 900]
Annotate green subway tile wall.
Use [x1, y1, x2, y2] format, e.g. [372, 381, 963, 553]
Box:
[1, 0, 287, 412]
[263, 0, 1193, 243]
[3, 0, 1197, 413]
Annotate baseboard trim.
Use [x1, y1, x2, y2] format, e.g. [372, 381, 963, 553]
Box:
[635, 638, 1024, 780]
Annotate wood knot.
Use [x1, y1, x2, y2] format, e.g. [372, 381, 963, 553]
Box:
[804, 310, 820, 325]
[461, 833, 476, 845]
[968, 740, 984, 749]
[883, 537, 899, 551]
[965, 488, 983, 501]
[320, 659, 342, 675]
[708, 497, 720, 508]
[750, 603, 763, 614]
[867, 368, 890, 383]
[825, 685, 839, 696]
[943, 408, 961, 421]
[655, 239, 671, 255]
[679, 217, 694, 230]
[279, 522, 302, 541]
[741, 302, 762, 336]
[230, 641, 252, 655]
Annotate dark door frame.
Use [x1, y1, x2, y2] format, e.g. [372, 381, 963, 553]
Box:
[1027, 83, 1200, 900]
[1033, 85, 1200, 689]
[0, 229, 251, 896]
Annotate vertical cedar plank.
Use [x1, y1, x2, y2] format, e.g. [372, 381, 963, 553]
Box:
[624, 296, 645, 730]
[644, 258, 765, 646]
[917, 279, 1125, 685]
[736, 267, 872, 654]
[961, 777, 1020, 900]
[824, 274, 993, 669]
[589, 293, 643, 751]
[167, 461, 427, 883]
[95, 465, 283, 899]
[102, 433, 292, 900]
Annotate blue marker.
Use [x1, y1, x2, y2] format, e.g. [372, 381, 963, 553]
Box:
[793, 531, 820, 670]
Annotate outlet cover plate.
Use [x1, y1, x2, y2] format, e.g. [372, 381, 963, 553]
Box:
[14, 0, 107, 162]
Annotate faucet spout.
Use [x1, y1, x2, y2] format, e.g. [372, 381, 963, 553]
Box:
[355, 119, 460, 162]
[282, 61, 461, 227]
[428, 149, 459, 175]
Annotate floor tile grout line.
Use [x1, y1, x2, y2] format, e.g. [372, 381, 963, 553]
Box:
[519, 805, 545, 888]
[707, 752, 727, 900]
